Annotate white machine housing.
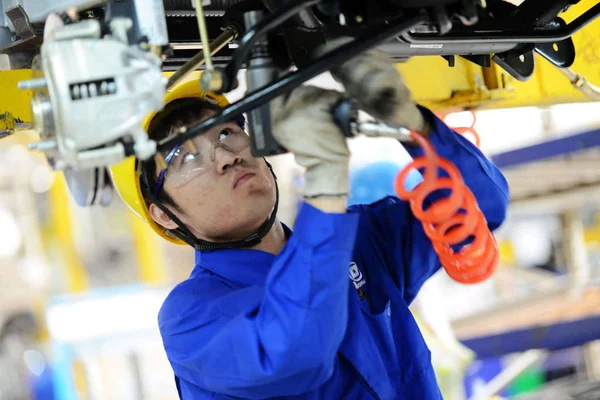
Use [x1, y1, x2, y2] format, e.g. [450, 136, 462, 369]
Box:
[20, 18, 166, 170]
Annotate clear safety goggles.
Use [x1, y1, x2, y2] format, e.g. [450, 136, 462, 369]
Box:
[154, 121, 249, 196]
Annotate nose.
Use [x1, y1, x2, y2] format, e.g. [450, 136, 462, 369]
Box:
[214, 146, 242, 174]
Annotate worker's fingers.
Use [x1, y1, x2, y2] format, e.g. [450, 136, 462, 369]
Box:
[316, 38, 426, 132]
[334, 49, 419, 125]
[271, 85, 351, 198]
[271, 85, 343, 120]
[271, 85, 350, 164]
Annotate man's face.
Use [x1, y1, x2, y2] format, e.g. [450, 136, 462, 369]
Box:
[149, 115, 277, 243]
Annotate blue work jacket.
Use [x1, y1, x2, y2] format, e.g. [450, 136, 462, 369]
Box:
[158, 109, 510, 399]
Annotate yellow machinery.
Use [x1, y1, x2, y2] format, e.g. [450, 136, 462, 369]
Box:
[2, 1, 600, 137]
[401, 0, 600, 111]
[1, 2, 599, 397]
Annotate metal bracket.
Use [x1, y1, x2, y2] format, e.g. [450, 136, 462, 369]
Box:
[402, 3, 600, 45]
[534, 19, 576, 68]
[107, 0, 142, 45]
[493, 47, 535, 82]
[6, 5, 35, 39]
[0, 6, 42, 55]
[461, 54, 491, 68]
[535, 38, 575, 68]
[443, 55, 456, 67]
[509, 0, 575, 28]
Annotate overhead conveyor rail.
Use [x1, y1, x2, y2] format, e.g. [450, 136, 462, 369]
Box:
[490, 127, 600, 213]
[455, 286, 600, 358]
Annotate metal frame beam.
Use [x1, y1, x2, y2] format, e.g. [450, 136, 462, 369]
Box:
[461, 314, 600, 358]
[491, 127, 600, 169]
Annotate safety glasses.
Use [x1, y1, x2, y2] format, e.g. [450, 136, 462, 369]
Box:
[154, 120, 249, 197]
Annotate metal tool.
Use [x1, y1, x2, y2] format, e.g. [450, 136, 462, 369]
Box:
[351, 121, 413, 142]
[332, 98, 413, 142]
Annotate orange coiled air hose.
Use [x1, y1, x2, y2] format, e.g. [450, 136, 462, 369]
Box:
[443, 111, 481, 148]
[394, 130, 499, 284]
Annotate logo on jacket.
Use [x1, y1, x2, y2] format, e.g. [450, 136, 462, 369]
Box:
[349, 262, 366, 290]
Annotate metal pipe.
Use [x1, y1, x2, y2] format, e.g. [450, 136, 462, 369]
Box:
[378, 40, 516, 56]
[167, 27, 238, 90]
[18, 78, 47, 90]
[192, 0, 214, 70]
[402, 2, 600, 44]
[157, 13, 426, 153]
[352, 121, 412, 142]
[170, 42, 239, 50]
[244, 10, 281, 156]
[558, 67, 600, 101]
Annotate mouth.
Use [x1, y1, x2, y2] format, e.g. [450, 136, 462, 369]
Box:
[234, 172, 256, 188]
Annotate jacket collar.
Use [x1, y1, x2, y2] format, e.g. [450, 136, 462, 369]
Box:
[192, 223, 291, 287]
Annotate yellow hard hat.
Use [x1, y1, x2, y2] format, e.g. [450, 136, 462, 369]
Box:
[109, 79, 230, 245]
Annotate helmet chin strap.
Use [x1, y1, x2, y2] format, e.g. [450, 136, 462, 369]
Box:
[148, 160, 280, 252]
[192, 180, 279, 252]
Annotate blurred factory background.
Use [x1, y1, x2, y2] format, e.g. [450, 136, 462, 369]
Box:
[2, 88, 600, 399]
[2, 4, 600, 396]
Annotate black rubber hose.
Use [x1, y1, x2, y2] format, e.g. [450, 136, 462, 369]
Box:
[163, 0, 248, 10]
[156, 13, 426, 153]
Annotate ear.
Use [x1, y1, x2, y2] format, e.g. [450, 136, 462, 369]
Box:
[148, 203, 180, 230]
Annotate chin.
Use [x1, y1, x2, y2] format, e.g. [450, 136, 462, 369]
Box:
[241, 191, 276, 223]
[248, 198, 276, 224]
[214, 176, 275, 239]
[215, 208, 272, 241]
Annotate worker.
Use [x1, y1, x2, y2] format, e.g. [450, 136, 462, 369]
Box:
[110, 46, 509, 399]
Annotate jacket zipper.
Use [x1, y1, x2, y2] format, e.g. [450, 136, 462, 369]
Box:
[337, 353, 381, 400]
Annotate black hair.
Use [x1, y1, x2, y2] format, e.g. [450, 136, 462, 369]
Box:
[139, 98, 222, 211]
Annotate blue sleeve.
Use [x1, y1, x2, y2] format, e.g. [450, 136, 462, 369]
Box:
[349, 107, 509, 305]
[158, 203, 359, 398]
